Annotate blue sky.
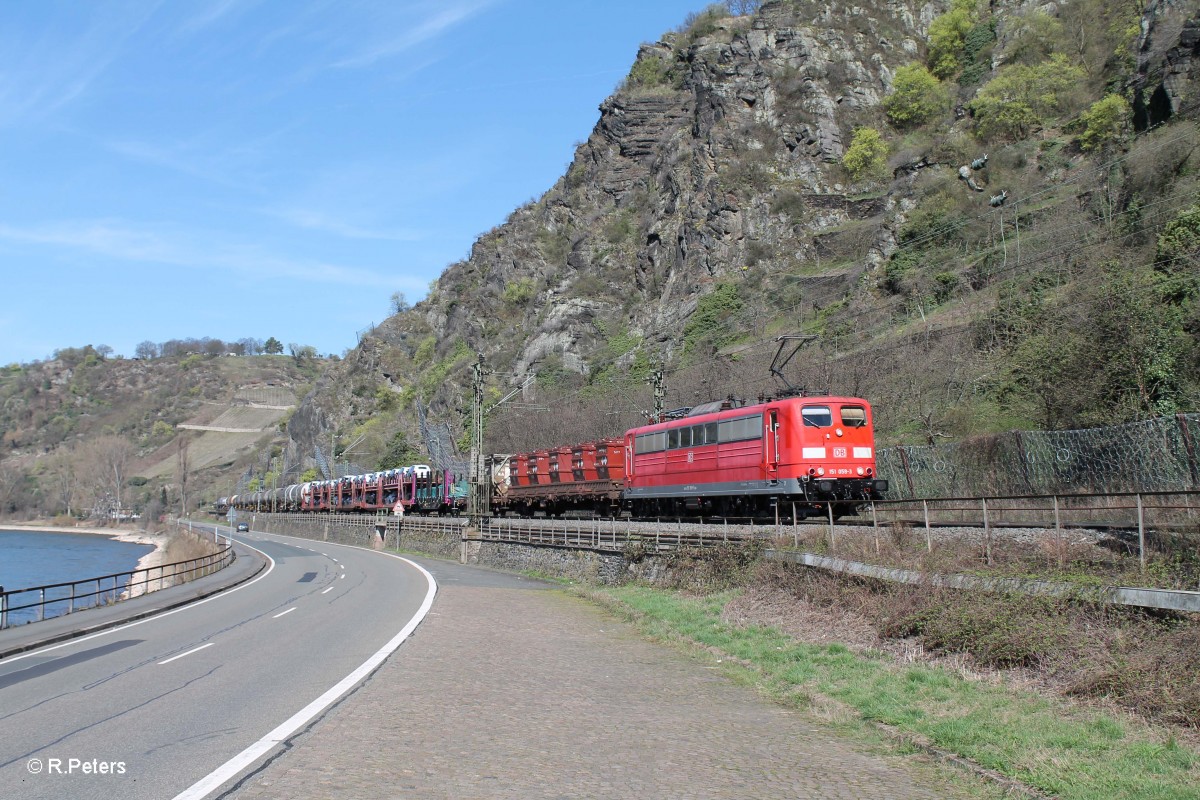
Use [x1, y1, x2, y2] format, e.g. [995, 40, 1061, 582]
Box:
[0, 0, 707, 365]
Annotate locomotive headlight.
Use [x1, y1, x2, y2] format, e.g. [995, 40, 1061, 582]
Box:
[836, 427, 843, 437]
[817, 467, 825, 476]
[856, 467, 864, 476]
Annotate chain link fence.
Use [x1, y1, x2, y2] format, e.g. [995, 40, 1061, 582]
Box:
[878, 413, 1200, 499]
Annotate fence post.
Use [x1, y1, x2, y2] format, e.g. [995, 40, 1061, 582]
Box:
[923, 499, 932, 552]
[1137, 493, 1146, 574]
[982, 497, 992, 566]
[827, 502, 836, 551]
[871, 501, 879, 555]
[0, 588, 6, 629]
[792, 503, 798, 548]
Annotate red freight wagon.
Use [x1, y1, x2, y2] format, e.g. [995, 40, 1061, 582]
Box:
[532, 450, 551, 485]
[549, 446, 573, 484]
[623, 395, 886, 519]
[496, 439, 627, 517]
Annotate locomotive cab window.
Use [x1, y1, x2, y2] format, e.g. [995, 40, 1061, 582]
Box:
[840, 406, 867, 427]
[802, 406, 833, 427]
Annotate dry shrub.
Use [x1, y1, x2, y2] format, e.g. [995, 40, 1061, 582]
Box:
[1062, 611, 1200, 726]
[661, 541, 764, 592]
[747, 557, 1200, 726]
[163, 528, 222, 563]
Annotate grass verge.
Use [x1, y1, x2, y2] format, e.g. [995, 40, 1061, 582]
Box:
[586, 584, 1199, 800]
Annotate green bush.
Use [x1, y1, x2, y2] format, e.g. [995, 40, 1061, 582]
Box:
[624, 55, 672, 90]
[413, 336, 436, 365]
[958, 18, 997, 85]
[841, 127, 889, 180]
[683, 282, 743, 353]
[883, 64, 950, 127]
[898, 193, 965, 247]
[1155, 204, 1200, 277]
[1078, 93, 1131, 151]
[926, 0, 977, 79]
[969, 55, 1087, 141]
[1002, 10, 1063, 66]
[503, 277, 538, 305]
[883, 251, 921, 295]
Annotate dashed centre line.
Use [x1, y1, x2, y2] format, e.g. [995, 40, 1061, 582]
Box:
[158, 643, 214, 665]
[273, 607, 297, 619]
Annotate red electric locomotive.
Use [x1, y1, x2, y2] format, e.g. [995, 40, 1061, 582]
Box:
[622, 395, 887, 519]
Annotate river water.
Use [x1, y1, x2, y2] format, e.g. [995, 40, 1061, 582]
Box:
[0, 529, 153, 626]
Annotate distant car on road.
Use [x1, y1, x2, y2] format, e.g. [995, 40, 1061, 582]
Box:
[236, 522, 249, 532]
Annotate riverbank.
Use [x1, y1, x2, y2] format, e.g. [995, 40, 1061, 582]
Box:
[1, 522, 171, 596]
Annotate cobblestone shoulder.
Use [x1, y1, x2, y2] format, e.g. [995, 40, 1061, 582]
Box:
[229, 559, 969, 800]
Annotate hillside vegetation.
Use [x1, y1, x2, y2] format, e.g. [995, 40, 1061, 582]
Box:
[0, 347, 321, 519]
[283, 0, 1200, 476]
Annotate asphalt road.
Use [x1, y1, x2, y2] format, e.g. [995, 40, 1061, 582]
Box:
[0, 530, 435, 800]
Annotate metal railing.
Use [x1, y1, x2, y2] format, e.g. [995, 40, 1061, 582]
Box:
[0, 537, 234, 630]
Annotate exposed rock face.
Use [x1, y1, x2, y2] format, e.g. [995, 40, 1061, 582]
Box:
[451, 1, 912, 362]
[1135, 0, 1200, 128]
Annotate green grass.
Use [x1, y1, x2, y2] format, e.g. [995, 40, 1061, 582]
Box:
[591, 585, 1199, 800]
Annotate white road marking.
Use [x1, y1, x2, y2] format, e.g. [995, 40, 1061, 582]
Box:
[172, 552, 436, 800]
[273, 607, 297, 619]
[321, 587, 334, 595]
[158, 643, 214, 665]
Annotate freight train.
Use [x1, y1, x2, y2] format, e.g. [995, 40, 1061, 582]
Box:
[219, 393, 886, 521]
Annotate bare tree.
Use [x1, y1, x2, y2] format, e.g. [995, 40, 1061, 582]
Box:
[0, 460, 27, 516]
[725, 0, 762, 15]
[238, 337, 263, 355]
[81, 435, 135, 520]
[44, 447, 80, 517]
[135, 340, 159, 359]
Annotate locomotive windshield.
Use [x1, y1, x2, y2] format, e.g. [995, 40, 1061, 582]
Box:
[801, 405, 832, 427]
[840, 406, 867, 427]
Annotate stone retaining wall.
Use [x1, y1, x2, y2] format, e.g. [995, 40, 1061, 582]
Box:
[250, 513, 655, 584]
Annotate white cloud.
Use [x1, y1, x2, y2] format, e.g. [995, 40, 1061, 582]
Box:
[331, 2, 494, 69]
[181, 0, 256, 32]
[0, 219, 409, 288]
[267, 207, 426, 241]
[0, 2, 161, 126]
